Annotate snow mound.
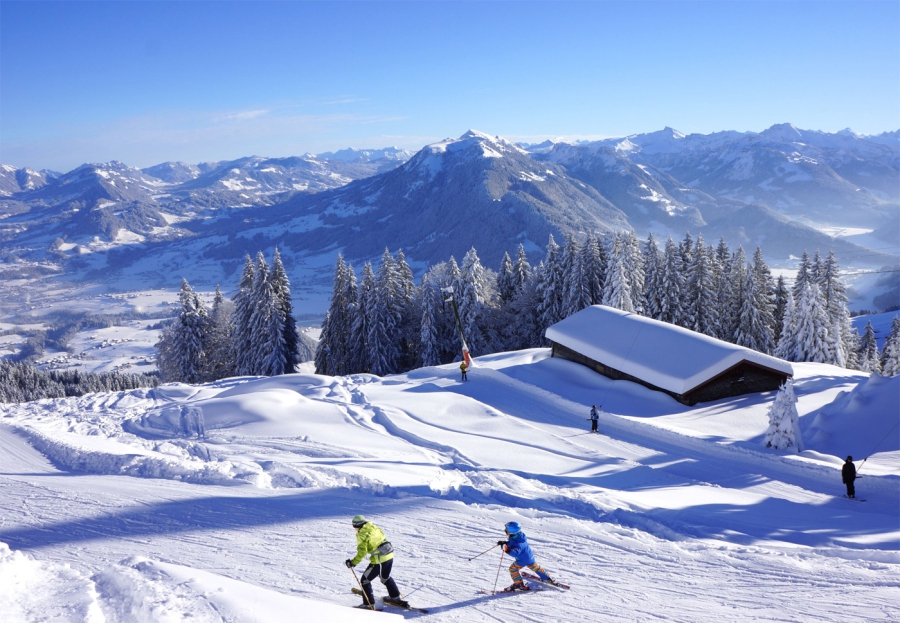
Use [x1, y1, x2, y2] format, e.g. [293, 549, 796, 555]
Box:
[801, 373, 900, 459]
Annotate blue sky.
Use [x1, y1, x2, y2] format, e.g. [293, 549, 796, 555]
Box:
[2, 1, 898, 171]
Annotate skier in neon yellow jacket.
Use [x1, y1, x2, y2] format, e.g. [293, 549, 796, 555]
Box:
[345, 515, 407, 608]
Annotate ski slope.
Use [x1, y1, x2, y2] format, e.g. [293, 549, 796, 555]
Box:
[1, 349, 898, 622]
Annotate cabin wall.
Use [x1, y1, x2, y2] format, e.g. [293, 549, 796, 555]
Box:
[550, 341, 789, 406]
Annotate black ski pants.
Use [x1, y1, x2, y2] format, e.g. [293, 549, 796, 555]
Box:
[360, 559, 400, 605]
[845, 479, 855, 498]
[591, 419, 598, 433]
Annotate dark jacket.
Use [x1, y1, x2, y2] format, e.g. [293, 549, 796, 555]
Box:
[842, 461, 856, 484]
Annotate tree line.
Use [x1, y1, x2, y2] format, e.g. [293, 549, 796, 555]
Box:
[0, 360, 159, 404]
[156, 248, 315, 383]
[316, 231, 900, 377]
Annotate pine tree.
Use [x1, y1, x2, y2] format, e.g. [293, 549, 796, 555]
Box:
[418, 274, 442, 368]
[792, 251, 812, 301]
[818, 251, 855, 369]
[265, 248, 300, 375]
[231, 255, 257, 376]
[602, 234, 634, 312]
[680, 232, 694, 269]
[512, 244, 532, 296]
[204, 285, 235, 381]
[348, 262, 375, 374]
[536, 234, 565, 335]
[367, 249, 404, 376]
[642, 233, 663, 320]
[773, 275, 789, 346]
[623, 231, 645, 313]
[774, 291, 799, 361]
[734, 247, 775, 353]
[248, 252, 285, 377]
[658, 237, 684, 324]
[764, 380, 803, 452]
[725, 247, 748, 340]
[580, 234, 606, 305]
[685, 234, 719, 337]
[173, 278, 208, 383]
[793, 281, 833, 363]
[561, 234, 591, 317]
[880, 316, 900, 377]
[498, 251, 516, 303]
[458, 247, 493, 356]
[856, 321, 881, 374]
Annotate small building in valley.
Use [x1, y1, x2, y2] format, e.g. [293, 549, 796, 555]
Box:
[545, 305, 793, 406]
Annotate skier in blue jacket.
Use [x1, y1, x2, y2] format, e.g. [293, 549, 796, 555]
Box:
[496, 521, 555, 591]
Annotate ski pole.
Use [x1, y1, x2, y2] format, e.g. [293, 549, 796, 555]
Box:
[349, 565, 375, 611]
[467, 543, 499, 562]
[491, 548, 505, 595]
[857, 457, 868, 475]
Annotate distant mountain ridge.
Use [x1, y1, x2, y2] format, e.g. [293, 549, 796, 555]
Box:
[0, 125, 896, 313]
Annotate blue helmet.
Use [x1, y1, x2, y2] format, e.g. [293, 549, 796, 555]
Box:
[504, 521, 521, 535]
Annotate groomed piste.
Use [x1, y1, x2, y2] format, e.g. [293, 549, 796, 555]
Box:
[1, 348, 898, 621]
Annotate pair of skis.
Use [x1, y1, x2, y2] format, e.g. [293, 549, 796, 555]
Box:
[479, 573, 570, 595]
[350, 587, 429, 613]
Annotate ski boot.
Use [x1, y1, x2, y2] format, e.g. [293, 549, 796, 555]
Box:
[384, 596, 410, 608]
[502, 582, 530, 592]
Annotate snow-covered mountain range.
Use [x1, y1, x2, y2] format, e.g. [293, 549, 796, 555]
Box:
[0, 125, 897, 319]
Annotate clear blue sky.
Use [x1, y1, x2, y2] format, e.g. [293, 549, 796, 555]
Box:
[2, 1, 898, 171]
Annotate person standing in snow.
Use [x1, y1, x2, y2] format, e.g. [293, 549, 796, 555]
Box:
[345, 515, 407, 609]
[842, 456, 857, 499]
[497, 521, 555, 591]
[460, 361, 468, 382]
[589, 405, 599, 434]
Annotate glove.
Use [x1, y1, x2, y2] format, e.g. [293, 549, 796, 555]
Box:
[497, 540, 507, 546]
[345, 559, 353, 568]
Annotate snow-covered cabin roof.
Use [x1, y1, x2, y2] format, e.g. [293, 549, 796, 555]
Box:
[545, 306, 793, 396]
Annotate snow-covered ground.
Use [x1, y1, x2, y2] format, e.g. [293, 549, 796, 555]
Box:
[1, 349, 898, 621]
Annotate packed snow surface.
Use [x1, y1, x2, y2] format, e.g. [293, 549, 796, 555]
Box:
[546, 305, 794, 395]
[1, 349, 897, 622]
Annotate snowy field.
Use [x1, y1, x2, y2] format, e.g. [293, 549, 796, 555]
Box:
[1, 349, 898, 622]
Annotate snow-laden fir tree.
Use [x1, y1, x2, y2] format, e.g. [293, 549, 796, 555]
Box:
[172, 279, 208, 383]
[792, 281, 833, 363]
[658, 237, 684, 324]
[773, 275, 789, 346]
[764, 379, 804, 452]
[249, 252, 287, 377]
[856, 321, 881, 374]
[266, 247, 301, 375]
[880, 316, 900, 377]
[680, 232, 694, 269]
[367, 249, 404, 376]
[203, 285, 235, 382]
[395, 249, 420, 369]
[714, 238, 734, 340]
[818, 251, 856, 369]
[498, 251, 516, 303]
[418, 273, 442, 368]
[734, 247, 775, 354]
[231, 255, 257, 376]
[512, 243, 532, 296]
[580, 234, 606, 305]
[347, 262, 375, 374]
[316, 254, 350, 374]
[562, 234, 591, 318]
[792, 251, 812, 301]
[642, 233, 663, 320]
[774, 291, 798, 361]
[623, 231, 645, 313]
[535, 234, 565, 337]
[602, 234, 634, 312]
[684, 234, 719, 337]
[458, 247, 495, 356]
[724, 247, 748, 339]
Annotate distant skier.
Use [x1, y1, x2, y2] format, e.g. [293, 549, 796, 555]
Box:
[496, 521, 555, 591]
[589, 405, 599, 433]
[460, 361, 468, 382]
[345, 515, 407, 609]
[842, 456, 857, 499]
